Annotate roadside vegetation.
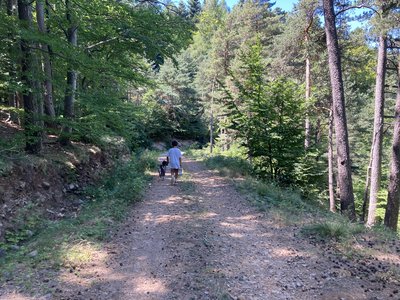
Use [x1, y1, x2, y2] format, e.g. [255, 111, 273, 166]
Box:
[0, 150, 158, 292]
[188, 145, 399, 257]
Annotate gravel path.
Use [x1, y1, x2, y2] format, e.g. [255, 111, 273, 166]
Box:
[2, 158, 399, 300]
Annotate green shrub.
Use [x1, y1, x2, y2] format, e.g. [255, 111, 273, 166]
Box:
[301, 220, 365, 242]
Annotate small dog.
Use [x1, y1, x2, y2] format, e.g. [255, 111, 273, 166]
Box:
[158, 160, 168, 180]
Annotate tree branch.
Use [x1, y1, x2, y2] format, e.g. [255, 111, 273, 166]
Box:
[86, 37, 119, 50]
[335, 4, 378, 17]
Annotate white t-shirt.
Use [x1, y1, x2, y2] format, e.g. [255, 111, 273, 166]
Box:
[168, 147, 182, 169]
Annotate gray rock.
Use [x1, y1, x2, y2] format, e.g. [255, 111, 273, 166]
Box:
[42, 181, 51, 189]
[19, 181, 26, 190]
[26, 229, 34, 237]
[28, 250, 38, 257]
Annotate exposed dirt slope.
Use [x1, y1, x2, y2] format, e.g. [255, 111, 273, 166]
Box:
[1, 158, 399, 300]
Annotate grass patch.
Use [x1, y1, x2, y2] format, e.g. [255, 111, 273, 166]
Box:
[188, 150, 252, 178]
[300, 221, 359, 242]
[0, 150, 158, 291]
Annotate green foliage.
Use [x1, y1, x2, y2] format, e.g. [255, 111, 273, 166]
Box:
[144, 50, 208, 141]
[224, 39, 306, 183]
[1, 0, 194, 153]
[301, 220, 365, 242]
[0, 151, 154, 284]
[204, 155, 253, 177]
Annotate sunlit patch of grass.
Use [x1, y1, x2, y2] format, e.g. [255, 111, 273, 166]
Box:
[60, 241, 101, 268]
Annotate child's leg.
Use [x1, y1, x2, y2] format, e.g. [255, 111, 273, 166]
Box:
[170, 168, 178, 185]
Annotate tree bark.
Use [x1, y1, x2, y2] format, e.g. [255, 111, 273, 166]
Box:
[328, 107, 336, 212]
[36, 0, 56, 118]
[366, 36, 387, 227]
[60, 0, 77, 146]
[209, 78, 215, 154]
[384, 58, 400, 231]
[361, 152, 373, 222]
[304, 52, 311, 149]
[322, 0, 356, 220]
[18, 0, 43, 153]
[6, 0, 19, 123]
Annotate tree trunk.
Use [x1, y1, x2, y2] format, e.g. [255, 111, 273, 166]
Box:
[7, 0, 19, 123]
[36, 0, 56, 118]
[304, 45, 311, 149]
[18, 0, 43, 153]
[322, 0, 355, 220]
[366, 36, 387, 227]
[328, 107, 336, 212]
[362, 152, 373, 222]
[209, 79, 215, 154]
[60, 0, 77, 146]
[384, 58, 400, 231]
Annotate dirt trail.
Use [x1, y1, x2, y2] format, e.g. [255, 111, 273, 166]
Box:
[2, 158, 399, 300]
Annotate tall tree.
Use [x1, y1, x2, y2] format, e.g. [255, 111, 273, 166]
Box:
[366, 35, 387, 227]
[36, 0, 55, 118]
[60, 0, 78, 146]
[328, 106, 336, 212]
[18, 0, 43, 153]
[384, 57, 400, 231]
[302, 0, 318, 149]
[6, 0, 19, 123]
[322, 0, 355, 220]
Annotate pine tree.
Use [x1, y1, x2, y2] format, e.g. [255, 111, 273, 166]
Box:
[188, 0, 201, 19]
[323, 0, 356, 220]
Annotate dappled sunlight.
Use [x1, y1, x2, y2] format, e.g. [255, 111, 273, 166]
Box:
[131, 276, 169, 294]
[270, 247, 308, 259]
[58, 242, 113, 288]
[0, 294, 33, 300]
[228, 232, 245, 238]
[156, 195, 184, 205]
[197, 211, 218, 219]
[153, 214, 192, 224]
[60, 241, 107, 267]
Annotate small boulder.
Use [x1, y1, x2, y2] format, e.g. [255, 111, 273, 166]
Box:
[28, 250, 38, 257]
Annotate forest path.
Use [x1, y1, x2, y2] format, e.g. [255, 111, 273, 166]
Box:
[24, 158, 397, 300]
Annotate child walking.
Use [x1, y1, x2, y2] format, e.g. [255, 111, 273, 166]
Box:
[166, 140, 182, 185]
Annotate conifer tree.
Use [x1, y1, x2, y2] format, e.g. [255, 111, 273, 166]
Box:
[188, 0, 201, 19]
[323, 0, 356, 220]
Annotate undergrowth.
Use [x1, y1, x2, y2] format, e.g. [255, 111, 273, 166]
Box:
[188, 150, 399, 247]
[0, 150, 157, 290]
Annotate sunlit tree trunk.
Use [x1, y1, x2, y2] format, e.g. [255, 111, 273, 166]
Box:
[328, 107, 336, 212]
[366, 36, 387, 227]
[384, 57, 400, 231]
[322, 0, 355, 220]
[361, 151, 373, 222]
[36, 0, 56, 118]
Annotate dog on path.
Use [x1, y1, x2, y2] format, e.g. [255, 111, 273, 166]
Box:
[158, 160, 168, 180]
